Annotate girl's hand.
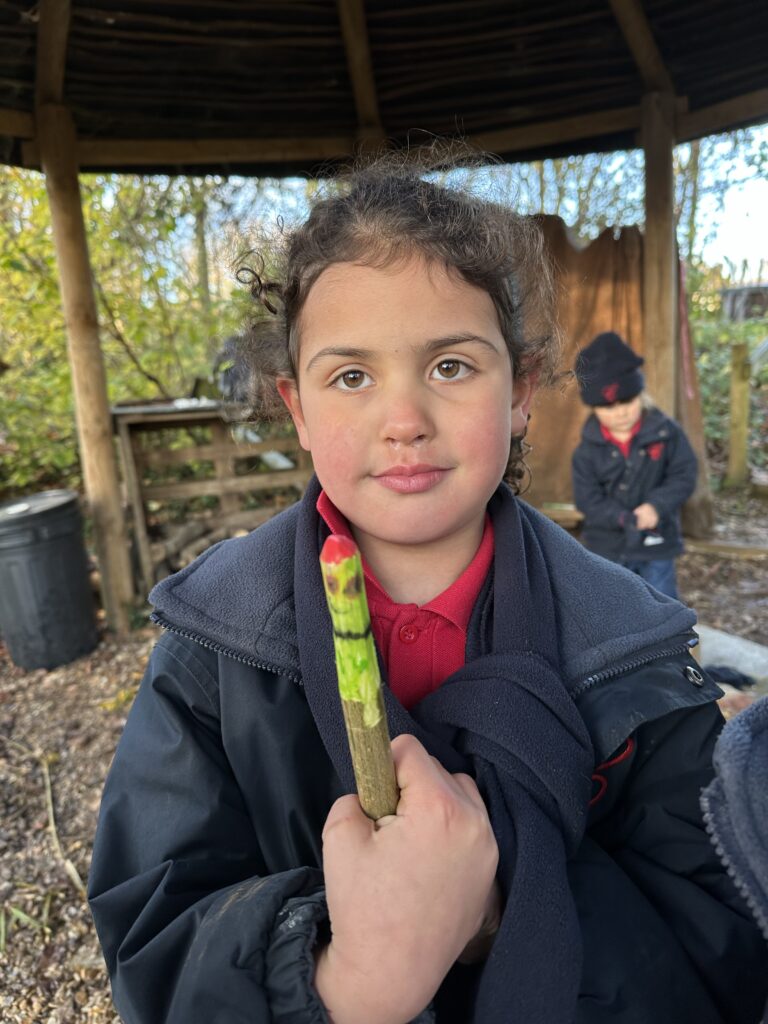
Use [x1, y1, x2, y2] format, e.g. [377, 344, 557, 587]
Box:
[633, 503, 659, 531]
[314, 734, 499, 1024]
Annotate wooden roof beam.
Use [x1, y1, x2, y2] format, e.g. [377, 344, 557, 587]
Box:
[0, 107, 34, 137]
[22, 134, 356, 169]
[36, 0, 71, 104]
[473, 105, 641, 155]
[608, 0, 675, 94]
[336, 0, 385, 145]
[19, 91, 766, 172]
[677, 88, 768, 142]
[22, 107, 648, 170]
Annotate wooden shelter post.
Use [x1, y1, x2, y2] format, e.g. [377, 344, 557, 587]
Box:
[641, 92, 678, 415]
[36, 1, 132, 633]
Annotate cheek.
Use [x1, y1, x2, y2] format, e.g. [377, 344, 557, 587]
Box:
[458, 404, 512, 463]
[302, 405, 364, 476]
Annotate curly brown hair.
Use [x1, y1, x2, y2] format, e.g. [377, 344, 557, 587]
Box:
[235, 147, 562, 491]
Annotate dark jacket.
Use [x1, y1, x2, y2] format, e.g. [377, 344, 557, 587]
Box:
[88, 483, 767, 1024]
[572, 406, 697, 563]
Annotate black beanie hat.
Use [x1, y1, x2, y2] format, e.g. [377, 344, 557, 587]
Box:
[575, 331, 645, 406]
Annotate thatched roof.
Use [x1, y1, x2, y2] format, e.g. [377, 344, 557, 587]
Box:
[2, 0, 767, 174]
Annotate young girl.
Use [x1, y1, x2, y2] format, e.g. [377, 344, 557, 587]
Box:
[571, 331, 698, 598]
[88, 159, 767, 1024]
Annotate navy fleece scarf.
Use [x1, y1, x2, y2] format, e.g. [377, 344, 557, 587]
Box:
[294, 482, 594, 1023]
[701, 695, 768, 942]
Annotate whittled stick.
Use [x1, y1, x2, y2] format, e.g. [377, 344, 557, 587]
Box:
[320, 534, 399, 821]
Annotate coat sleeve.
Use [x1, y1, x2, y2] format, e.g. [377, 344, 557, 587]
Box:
[571, 445, 628, 529]
[573, 701, 768, 1024]
[644, 423, 698, 519]
[88, 634, 331, 1024]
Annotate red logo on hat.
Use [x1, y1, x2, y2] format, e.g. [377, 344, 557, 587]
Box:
[648, 442, 664, 461]
[601, 382, 619, 403]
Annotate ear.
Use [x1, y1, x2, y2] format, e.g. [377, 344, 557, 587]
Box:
[276, 378, 311, 450]
[511, 370, 538, 433]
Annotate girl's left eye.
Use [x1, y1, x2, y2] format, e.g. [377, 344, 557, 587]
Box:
[431, 359, 471, 380]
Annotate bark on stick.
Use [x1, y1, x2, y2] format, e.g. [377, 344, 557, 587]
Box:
[320, 534, 399, 820]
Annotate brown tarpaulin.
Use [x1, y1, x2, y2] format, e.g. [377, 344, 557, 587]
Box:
[525, 215, 712, 537]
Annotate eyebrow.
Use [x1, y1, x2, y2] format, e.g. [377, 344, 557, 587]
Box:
[304, 333, 500, 373]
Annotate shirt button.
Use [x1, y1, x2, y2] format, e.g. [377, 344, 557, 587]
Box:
[399, 624, 419, 644]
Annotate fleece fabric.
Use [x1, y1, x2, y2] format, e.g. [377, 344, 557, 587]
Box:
[151, 476, 698, 692]
[701, 694, 768, 942]
[87, 476, 768, 1024]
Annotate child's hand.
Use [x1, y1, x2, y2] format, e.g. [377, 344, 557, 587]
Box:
[633, 503, 659, 531]
[314, 734, 499, 1024]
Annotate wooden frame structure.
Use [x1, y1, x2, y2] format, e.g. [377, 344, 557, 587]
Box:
[1, 0, 766, 630]
[113, 402, 313, 598]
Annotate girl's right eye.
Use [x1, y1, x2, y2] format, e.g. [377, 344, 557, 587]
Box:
[331, 369, 372, 391]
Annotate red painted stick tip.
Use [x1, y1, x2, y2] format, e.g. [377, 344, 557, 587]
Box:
[320, 533, 359, 564]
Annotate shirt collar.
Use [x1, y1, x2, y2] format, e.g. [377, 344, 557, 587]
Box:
[599, 417, 642, 448]
[316, 489, 494, 630]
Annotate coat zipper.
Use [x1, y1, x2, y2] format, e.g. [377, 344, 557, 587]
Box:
[700, 792, 768, 942]
[149, 610, 302, 685]
[570, 631, 698, 699]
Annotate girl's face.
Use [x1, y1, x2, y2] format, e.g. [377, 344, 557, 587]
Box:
[278, 256, 535, 573]
[593, 396, 643, 436]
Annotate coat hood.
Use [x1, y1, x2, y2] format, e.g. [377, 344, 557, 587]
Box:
[149, 478, 697, 688]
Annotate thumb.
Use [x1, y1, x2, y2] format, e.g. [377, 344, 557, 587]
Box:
[322, 793, 375, 846]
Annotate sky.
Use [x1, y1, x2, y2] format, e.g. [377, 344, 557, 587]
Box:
[700, 173, 768, 281]
[697, 123, 767, 281]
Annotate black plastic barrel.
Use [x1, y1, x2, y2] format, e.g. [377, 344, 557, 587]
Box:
[0, 490, 98, 670]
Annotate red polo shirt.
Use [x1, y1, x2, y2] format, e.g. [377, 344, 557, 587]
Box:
[600, 418, 641, 458]
[317, 491, 494, 709]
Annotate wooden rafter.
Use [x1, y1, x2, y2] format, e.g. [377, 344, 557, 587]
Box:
[22, 133, 355, 169]
[608, 0, 674, 94]
[36, 0, 71, 104]
[677, 88, 768, 142]
[473, 105, 641, 154]
[19, 85, 767, 172]
[336, 0, 384, 142]
[23, 107, 643, 170]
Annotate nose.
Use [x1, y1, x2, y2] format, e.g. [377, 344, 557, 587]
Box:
[380, 384, 435, 448]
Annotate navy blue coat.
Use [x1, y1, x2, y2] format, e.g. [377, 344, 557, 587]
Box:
[88, 484, 767, 1024]
[572, 407, 697, 563]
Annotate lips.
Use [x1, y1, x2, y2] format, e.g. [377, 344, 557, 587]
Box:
[374, 464, 450, 494]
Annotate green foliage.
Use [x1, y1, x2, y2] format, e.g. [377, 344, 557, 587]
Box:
[0, 137, 765, 500]
[0, 170, 253, 496]
[688, 262, 768, 470]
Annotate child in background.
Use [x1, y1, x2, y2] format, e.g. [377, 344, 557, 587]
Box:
[88, 157, 766, 1024]
[572, 330, 697, 598]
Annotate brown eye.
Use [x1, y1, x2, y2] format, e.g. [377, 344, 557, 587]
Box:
[325, 575, 339, 593]
[338, 370, 367, 390]
[437, 360, 460, 378]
